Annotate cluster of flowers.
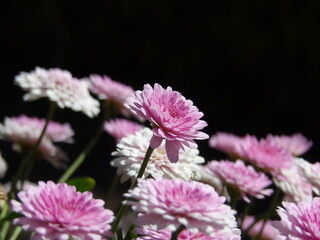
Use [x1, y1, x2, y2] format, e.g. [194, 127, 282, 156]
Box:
[0, 66, 320, 239]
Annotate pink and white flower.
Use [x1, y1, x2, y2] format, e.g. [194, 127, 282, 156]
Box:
[206, 160, 273, 202]
[124, 178, 240, 236]
[14, 67, 100, 117]
[272, 197, 320, 239]
[209, 132, 244, 157]
[135, 225, 241, 240]
[241, 136, 293, 172]
[0, 115, 73, 167]
[125, 83, 209, 163]
[295, 158, 320, 195]
[272, 158, 313, 203]
[266, 133, 312, 156]
[104, 118, 144, 142]
[242, 216, 279, 240]
[11, 181, 114, 240]
[88, 74, 135, 117]
[111, 128, 204, 183]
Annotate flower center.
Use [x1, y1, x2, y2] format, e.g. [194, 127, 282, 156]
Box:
[168, 106, 179, 118]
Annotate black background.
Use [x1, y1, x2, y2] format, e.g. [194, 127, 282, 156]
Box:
[1, 1, 320, 199]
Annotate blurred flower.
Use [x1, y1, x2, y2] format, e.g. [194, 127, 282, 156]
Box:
[295, 158, 320, 195]
[272, 158, 313, 203]
[14, 67, 100, 117]
[124, 178, 240, 237]
[198, 165, 224, 195]
[0, 115, 73, 167]
[209, 132, 244, 157]
[11, 181, 114, 240]
[266, 133, 312, 156]
[241, 136, 293, 172]
[111, 128, 204, 183]
[206, 160, 273, 202]
[0, 152, 7, 179]
[242, 216, 279, 240]
[125, 83, 209, 163]
[88, 74, 135, 117]
[135, 225, 241, 240]
[272, 197, 320, 239]
[104, 118, 144, 142]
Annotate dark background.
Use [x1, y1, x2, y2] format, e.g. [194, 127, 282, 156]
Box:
[1, 0, 320, 199]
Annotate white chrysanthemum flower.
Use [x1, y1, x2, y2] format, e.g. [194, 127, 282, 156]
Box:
[272, 158, 313, 203]
[295, 158, 320, 195]
[111, 128, 205, 183]
[14, 67, 100, 118]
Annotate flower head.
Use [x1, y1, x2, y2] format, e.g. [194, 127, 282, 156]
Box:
[272, 158, 313, 203]
[88, 74, 135, 117]
[135, 225, 240, 240]
[242, 216, 278, 240]
[124, 178, 240, 236]
[104, 118, 144, 142]
[111, 128, 204, 183]
[11, 181, 114, 240]
[206, 160, 273, 202]
[209, 132, 244, 157]
[125, 83, 209, 163]
[266, 133, 313, 156]
[295, 158, 320, 195]
[0, 115, 73, 167]
[14, 67, 100, 117]
[241, 136, 293, 172]
[272, 197, 320, 239]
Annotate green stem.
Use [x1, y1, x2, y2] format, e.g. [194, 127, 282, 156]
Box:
[170, 225, 185, 240]
[9, 101, 57, 198]
[111, 146, 154, 235]
[254, 187, 281, 240]
[0, 203, 9, 240]
[105, 173, 120, 208]
[123, 224, 135, 240]
[8, 226, 22, 240]
[58, 111, 109, 183]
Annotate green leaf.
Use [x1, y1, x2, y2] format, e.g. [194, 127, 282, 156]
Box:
[66, 177, 96, 192]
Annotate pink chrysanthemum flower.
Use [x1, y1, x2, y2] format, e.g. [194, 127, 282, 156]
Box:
[11, 181, 114, 240]
[295, 158, 320, 195]
[272, 197, 320, 239]
[124, 178, 240, 236]
[266, 133, 313, 156]
[125, 83, 209, 163]
[242, 216, 279, 240]
[0, 115, 73, 167]
[272, 158, 313, 203]
[104, 118, 144, 142]
[14, 67, 100, 118]
[0, 152, 7, 179]
[241, 135, 293, 172]
[209, 132, 244, 157]
[206, 160, 273, 202]
[89, 74, 135, 117]
[111, 128, 204, 183]
[135, 225, 241, 240]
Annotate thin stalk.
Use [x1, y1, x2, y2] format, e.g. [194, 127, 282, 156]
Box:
[254, 187, 281, 240]
[111, 146, 154, 235]
[123, 224, 135, 240]
[0, 203, 10, 240]
[8, 227, 22, 240]
[170, 225, 185, 240]
[58, 111, 109, 183]
[9, 101, 57, 198]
